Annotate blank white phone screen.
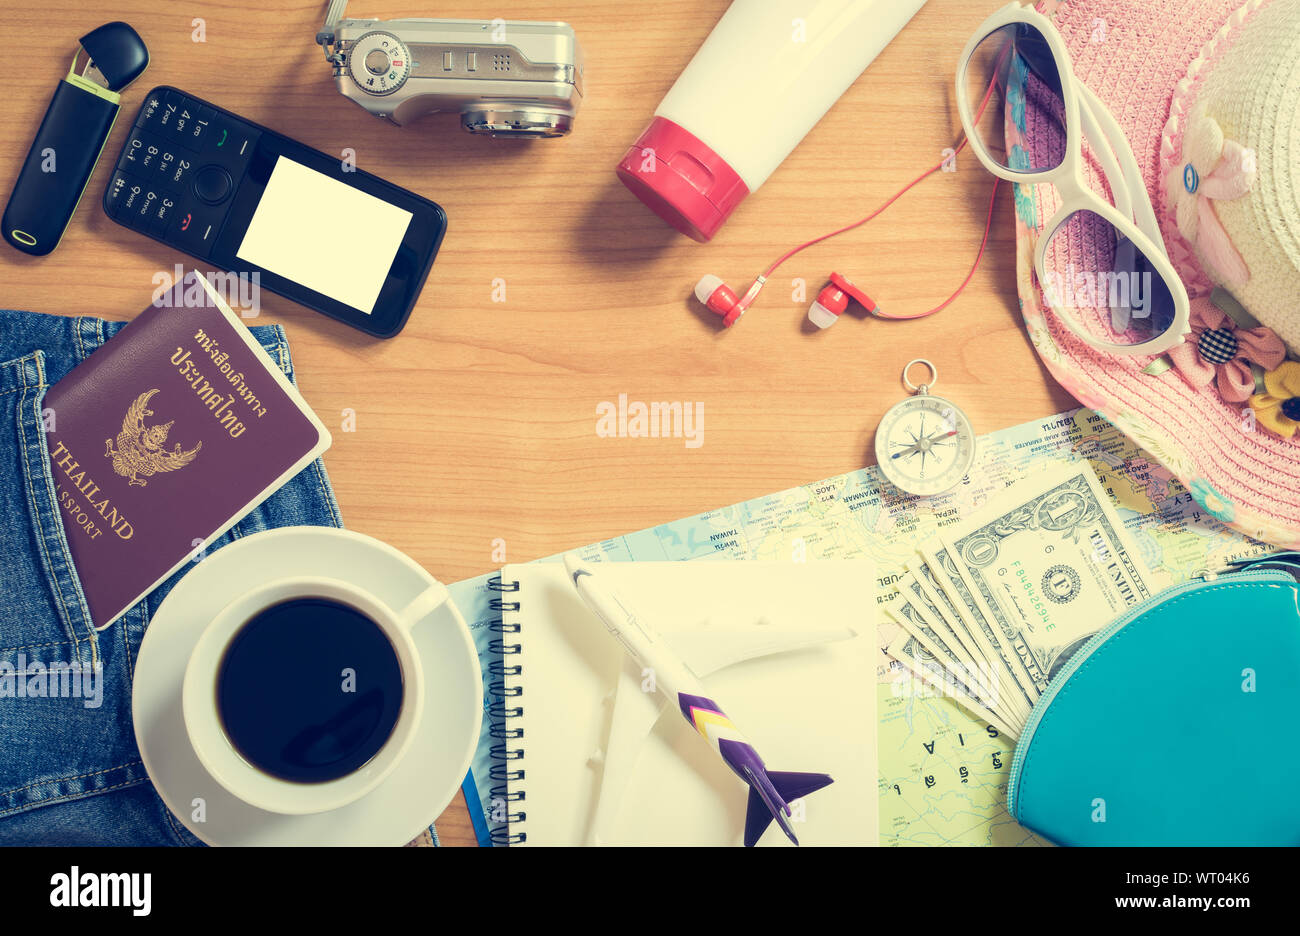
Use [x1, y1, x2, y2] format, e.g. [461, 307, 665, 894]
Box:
[236, 156, 413, 315]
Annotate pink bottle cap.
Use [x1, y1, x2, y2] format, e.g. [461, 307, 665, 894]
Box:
[615, 117, 750, 243]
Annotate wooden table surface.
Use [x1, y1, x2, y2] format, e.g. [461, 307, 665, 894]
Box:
[0, 0, 1073, 846]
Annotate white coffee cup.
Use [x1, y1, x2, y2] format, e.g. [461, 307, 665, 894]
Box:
[182, 575, 427, 815]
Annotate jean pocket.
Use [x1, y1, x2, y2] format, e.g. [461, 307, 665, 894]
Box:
[0, 351, 98, 667]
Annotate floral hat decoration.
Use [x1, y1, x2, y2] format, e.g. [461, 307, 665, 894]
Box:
[1159, 0, 1300, 359]
[1010, 0, 1300, 548]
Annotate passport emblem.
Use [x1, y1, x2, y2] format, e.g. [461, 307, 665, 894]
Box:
[104, 389, 202, 487]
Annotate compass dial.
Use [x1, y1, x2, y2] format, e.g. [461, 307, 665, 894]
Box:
[346, 31, 412, 96]
[874, 394, 976, 496]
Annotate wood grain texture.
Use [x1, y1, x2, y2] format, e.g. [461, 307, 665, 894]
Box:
[0, 0, 1074, 846]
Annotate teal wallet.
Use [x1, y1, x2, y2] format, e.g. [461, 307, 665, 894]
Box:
[1007, 554, 1300, 846]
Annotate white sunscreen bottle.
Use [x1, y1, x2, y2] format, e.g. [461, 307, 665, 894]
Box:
[616, 0, 928, 242]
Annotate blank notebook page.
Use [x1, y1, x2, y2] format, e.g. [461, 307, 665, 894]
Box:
[501, 559, 878, 846]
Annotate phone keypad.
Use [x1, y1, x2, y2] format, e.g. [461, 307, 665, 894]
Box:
[188, 106, 215, 149]
[108, 88, 261, 259]
[155, 90, 182, 137]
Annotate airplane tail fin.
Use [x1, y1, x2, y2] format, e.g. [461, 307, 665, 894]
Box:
[743, 770, 834, 847]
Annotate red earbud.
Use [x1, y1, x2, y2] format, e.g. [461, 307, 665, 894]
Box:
[696, 271, 879, 329]
[694, 275, 741, 327]
[808, 272, 878, 329]
[694, 274, 762, 328]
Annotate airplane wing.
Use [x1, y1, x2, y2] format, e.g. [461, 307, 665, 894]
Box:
[587, 657, 665, 844]
[585, 623, 855, 844]
[668, 623, 858, 679]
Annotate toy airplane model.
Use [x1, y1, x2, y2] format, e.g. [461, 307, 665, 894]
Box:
[563, 554, 853, 846]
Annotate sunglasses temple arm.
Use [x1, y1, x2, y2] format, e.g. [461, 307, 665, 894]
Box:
[1076, 94, 1135, 221]
[1077, 83, 1167, 254]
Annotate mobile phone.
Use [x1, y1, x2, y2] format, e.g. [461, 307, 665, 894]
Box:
[104, 86, 447, 338]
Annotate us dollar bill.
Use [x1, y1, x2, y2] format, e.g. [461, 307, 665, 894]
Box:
[907, 560, 991, 670]
[902, 563, 1035, 727]
[920, 542, 1039, 722]
[885, 626, 1019, 740]
[942, 464, 1154, 692]
[886, 591, 999, 707]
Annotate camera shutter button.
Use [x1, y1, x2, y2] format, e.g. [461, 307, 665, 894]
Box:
[193, 165, 232, 205]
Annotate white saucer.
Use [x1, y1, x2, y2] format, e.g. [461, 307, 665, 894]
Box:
[132, 526, 482, 846]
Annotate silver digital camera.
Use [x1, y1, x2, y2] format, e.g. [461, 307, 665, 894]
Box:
[316, 0, 584, 138]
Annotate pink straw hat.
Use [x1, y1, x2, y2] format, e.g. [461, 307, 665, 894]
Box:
[1012, 0, 1300, 547]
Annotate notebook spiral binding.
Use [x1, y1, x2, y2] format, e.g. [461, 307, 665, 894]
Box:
[487, 575, 527, 845]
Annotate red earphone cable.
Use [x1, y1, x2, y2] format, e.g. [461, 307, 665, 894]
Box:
[874, 175, 1001, 321]
[760, 136, 972, 278]
[754, 69, 1006, 321]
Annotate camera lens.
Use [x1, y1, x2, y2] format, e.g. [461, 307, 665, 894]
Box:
[460, 108, 574, 138]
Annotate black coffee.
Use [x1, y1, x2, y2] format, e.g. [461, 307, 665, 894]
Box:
[216, 597, 404, 784]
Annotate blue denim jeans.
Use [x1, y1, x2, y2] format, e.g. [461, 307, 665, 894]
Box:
[0, 309, 343, 845]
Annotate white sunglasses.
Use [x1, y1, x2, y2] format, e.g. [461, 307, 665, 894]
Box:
[956, 2, 1189, 356]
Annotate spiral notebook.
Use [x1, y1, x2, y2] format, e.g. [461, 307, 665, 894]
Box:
[490, 560, 878, 846]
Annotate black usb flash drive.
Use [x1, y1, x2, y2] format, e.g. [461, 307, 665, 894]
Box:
[2, 22, 148, 256]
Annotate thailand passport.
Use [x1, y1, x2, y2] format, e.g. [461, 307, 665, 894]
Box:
[42, 271, 331, 628]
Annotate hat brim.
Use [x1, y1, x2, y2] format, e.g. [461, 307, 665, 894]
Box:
[1011, 0, 1300, 547]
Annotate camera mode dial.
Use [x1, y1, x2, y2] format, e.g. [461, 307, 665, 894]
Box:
[346, 31, 412, 96]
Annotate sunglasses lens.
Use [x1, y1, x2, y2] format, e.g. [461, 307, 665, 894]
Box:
[1043, 210, 1177, 347]
[963, 23, 1067, 173]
